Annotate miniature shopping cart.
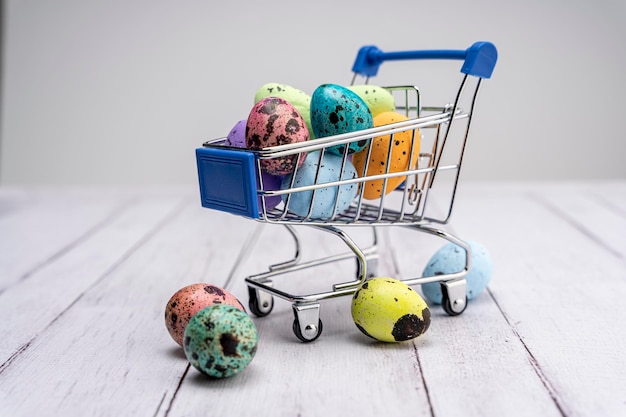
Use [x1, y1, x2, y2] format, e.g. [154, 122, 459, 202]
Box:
[196, 41, 497, 342]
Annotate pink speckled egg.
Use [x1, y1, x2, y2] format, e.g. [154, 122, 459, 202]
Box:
[246, 97, 309, 176]
[165, 283, 245, 347]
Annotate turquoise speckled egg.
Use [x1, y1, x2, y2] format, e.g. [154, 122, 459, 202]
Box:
[421, 240, 494, 304]
[310, 84, 373, 155]
[183, 304, 258, 378]
[280, 151, 358, 219]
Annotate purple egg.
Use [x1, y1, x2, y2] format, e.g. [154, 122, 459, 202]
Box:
[257, 172, 283, 212]
[225, 120, 282, 212]
[225, 119, 247, 147]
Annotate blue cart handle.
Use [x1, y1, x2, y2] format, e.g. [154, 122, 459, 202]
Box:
[351, 41, 497, 79]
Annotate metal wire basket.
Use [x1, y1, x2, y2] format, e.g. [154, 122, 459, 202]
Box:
[196, 41, 497, 341]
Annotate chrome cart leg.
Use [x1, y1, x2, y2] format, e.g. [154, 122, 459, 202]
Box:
[268, 225, 301, 272]
[357, 227, 379, 279]
[292, 302, 323, 342]
[356, 253, 378, 280]
[309, 225, 368, 291]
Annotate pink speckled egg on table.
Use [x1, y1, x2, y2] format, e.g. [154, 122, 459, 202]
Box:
[165, 283, 245, 347]
[246, 97, 309, 176]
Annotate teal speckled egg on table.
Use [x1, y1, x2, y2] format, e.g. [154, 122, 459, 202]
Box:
[421, 240, 494, 304]
[183, 304, 258, 378]
[310, 84, 373, 155]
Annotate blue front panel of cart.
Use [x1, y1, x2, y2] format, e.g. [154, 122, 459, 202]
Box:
[196, 147, 259, 219]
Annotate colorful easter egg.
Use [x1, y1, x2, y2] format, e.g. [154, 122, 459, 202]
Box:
[421, 241, 494, 304]
[165, 283, 245, 347]
[246, 97, 309, 175]
[281, 151, 357, 219]
[351, 277, 431, 342]
[225, 119, 283, 211]
[183, 304, 258, 378]
[310, 84, 373, 155]
[352, 111, 421, 200]
[225, 119, 247, 147]
[347, 85, 396, 117]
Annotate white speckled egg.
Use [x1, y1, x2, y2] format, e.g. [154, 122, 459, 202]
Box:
[310, 84, 373, 155]
[280, 151, 357, 219]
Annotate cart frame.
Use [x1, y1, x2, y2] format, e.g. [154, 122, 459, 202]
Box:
[196, 41, 497, 341]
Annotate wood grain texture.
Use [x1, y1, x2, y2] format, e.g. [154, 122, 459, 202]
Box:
[0, 183, 624, 417]
[0, 190, 255, 416]
[447, 182, 626, 417]
[165, 224, 434, 417]
[0, 188, 133, 292]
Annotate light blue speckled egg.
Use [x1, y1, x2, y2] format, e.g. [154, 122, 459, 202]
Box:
[281, 151, 357, 219]
[421, 240, 493, 304]
[310, 84, 373, 155]
[183, 304, 258, 379]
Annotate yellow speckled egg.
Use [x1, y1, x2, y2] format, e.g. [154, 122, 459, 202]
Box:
[352, 112, 421, 200]
[351, 277, 430, 342]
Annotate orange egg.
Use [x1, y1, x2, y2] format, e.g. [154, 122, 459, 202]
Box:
[352, 112, 421, 200]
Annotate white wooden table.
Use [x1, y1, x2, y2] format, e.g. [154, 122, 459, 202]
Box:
[1, 182, 625, 417]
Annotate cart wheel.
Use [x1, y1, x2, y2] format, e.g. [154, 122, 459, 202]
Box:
[440, 282, 468, 316]
[247, 286, 274, 317]
[293, 317, 323, 343]
[442, 294, 467, 316]
[292, 302, 323, 342]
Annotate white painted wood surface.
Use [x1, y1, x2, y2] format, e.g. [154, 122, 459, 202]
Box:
[0, 182, 624, 417]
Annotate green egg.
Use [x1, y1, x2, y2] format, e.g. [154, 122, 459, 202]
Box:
[254, 82, 314, 138]
[347, 85, 396, 117]
[183, 304, 258, 378]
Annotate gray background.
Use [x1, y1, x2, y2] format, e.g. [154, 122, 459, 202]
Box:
[1, 0, 625, 186]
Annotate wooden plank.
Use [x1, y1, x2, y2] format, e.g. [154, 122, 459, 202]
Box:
[0, 187, 134, 292]
[441, 182, 626, 417]
[0, 194, 255, 416]
[530, 181, 626, 259]
[1, 183, 624, 417]
[164, 224, 435, 417]
[380, 224, 565, 417]
[0, 190, 189, 368]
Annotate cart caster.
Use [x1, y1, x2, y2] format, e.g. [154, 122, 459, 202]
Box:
[441, 278, 468, 316]
[292, 303, 323, 342]
[248, 286, 274, 317]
